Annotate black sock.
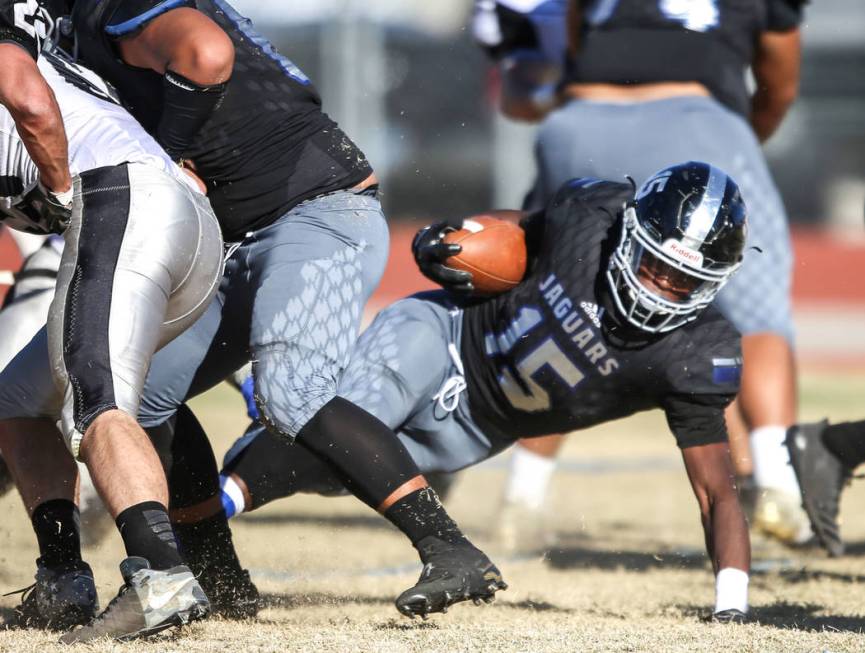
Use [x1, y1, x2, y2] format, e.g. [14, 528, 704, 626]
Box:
[295, 396, 422, 508]
[115, 501, 182, 570]
[149, 404, 221, 507]
[173, 512, 243, 575]
[383, 488, 469, 548]
[822, 420, 865, 469]
[32, 499, 82, 568]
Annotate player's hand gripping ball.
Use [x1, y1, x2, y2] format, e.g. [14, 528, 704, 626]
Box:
[442, 216, 527, 294]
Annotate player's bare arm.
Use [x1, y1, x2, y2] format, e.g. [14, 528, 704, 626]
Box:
[0, 43, 71, 193]
[682, 441, 750, 619]
[115, 8, 233, 81]
[750, 29, 801, 142]
[682, 442, 750, 574]
[114, 7, 234, 160]
[566, 0, 582, 57]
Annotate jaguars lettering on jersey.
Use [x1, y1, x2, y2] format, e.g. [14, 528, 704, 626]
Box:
[461, 180, 742, 449]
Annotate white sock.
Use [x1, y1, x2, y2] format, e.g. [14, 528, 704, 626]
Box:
[220, 474, 246, 519]
[714, 567, 749, 613]
[751, 425, 801, 495]
[503, 445, 556, 510]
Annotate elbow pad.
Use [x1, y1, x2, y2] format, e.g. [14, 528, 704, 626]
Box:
[157, 70, 228, 160]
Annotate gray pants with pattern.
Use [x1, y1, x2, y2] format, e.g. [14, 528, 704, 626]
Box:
[226, 291, 505, 491]
[137, 190, 390, 439]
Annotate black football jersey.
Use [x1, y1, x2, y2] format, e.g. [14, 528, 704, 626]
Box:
[71, 0, 373, 241]
[566, 0, 807, 116]
[0, 0, 57, 59]
[461, 179, 742, 449]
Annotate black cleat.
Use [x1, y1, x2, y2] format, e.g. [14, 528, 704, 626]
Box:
[786, 420, 851, 557]
[711, 609, 748, 624]
[197, 564, 259, 620]
[395, 537, 507, 618]
[6, 558, 99, 630]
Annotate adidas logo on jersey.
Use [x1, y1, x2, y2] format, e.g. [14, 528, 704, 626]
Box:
[580, 302, 602, 328]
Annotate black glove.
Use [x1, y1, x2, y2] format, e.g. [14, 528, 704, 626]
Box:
[0, 180, 72, 235]
[412, 221, 474, 294]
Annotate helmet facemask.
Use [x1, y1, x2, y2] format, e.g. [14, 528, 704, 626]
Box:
[606, 207, 742, 334]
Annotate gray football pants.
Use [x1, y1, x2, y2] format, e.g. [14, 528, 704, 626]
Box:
[533, 96, 794, 342]
[0, 163, 224, 457]
[137, 189, 390, 439]
[227, 291, 505, 489]
[338, 292, 504, 473]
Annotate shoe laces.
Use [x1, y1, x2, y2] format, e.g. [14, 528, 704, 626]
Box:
[432, 344, 467, 413]
[3, 582, 37, 603]
[89, 581, 132, 626]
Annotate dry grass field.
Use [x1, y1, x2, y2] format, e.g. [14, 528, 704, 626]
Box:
[1, 372, 865, 652]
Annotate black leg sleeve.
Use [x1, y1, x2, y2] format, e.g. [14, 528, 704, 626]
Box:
[295, 396, 422, 508]
[147, 403, 221, 509]
[147, 404, 245, 575]
[223, 424, 343, 510]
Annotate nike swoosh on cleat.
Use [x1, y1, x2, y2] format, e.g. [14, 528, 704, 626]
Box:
[148, 580, 193, 611]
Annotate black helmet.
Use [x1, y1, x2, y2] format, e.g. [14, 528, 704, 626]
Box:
[606, 161, 748, 333]
[22, 1, 74, 52]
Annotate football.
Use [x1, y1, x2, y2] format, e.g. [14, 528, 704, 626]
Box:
[443, 215, 527, 294]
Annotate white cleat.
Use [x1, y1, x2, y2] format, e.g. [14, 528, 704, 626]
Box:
[493, 499, 557, 555]
[752, 488, 813, 545]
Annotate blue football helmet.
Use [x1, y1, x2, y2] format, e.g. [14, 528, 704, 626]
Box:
[607, 161, 748, 333]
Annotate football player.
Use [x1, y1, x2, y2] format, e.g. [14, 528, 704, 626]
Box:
[0, 0, 505, 632]
[0, 234, 113, 540]
[479, 0, 809, 547]
[193, 162, 754, 622]
[0, 33, 225, 641]
[472, 0, 568, 121]
[0, 0, 71, 213]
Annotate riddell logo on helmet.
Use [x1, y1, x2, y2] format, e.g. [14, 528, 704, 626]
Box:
[662, 239, 703, 266]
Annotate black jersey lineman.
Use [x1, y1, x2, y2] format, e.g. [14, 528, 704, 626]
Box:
[462, 179, 742, 449]
[566, 0, 806, 117]
[71, 0, 373, 241]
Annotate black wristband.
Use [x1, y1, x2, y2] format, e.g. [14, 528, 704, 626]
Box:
[157, 70, 228, 160]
